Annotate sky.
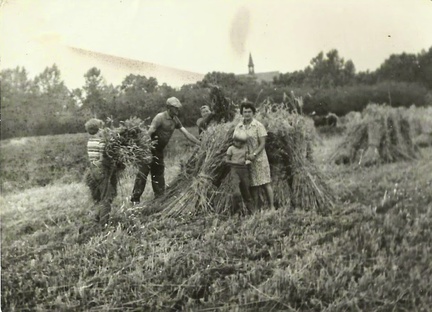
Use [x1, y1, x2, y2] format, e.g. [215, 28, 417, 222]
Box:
[1, 0, 432, 88]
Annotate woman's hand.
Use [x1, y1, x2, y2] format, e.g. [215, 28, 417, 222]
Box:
[247, 153, 256, 161]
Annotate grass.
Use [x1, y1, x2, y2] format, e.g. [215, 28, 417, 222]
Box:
[1, 128, 432, 311]
[0, 127, 199, 194]
[1, 133, 88, 193]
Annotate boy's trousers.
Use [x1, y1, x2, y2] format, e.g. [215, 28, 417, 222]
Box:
[85, 164, 118, 226]
[229, 165, 254, 214]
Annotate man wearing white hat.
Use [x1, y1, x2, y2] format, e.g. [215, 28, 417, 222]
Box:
[131, 97, 200, 204]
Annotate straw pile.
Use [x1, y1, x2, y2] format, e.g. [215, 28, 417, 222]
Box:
[154, 107, 334, 218]
[261, 110, 332, 212]
[102, 118, 154, 167]
[208, 85, 237, 124]
[406, 105, 432, 148]
[85, 117, 154, 200]
[332, 104, 420, 166]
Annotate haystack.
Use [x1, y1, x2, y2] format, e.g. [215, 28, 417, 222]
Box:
[332, 104, 419, 166]
[209, 85, 237, 123]
[406, 105, 432, 147]
[413, 133, 432, 148]
[154, 107, 334, 218]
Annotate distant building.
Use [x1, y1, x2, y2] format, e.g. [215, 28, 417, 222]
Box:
[248, 53, 255, 75]
[238, 53, 280, 84]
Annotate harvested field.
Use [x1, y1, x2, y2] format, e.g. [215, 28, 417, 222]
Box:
[1, 106, 431, 311]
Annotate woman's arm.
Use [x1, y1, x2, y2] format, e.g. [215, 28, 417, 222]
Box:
[247, 136, 266, 161]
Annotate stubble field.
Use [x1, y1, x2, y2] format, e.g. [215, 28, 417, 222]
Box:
[1, 127, 431, 311]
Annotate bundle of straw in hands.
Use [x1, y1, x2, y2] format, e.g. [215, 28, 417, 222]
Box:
[101, 117, 154, 170]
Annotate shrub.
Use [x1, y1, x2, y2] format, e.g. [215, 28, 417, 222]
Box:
[302, 81, 430, 116]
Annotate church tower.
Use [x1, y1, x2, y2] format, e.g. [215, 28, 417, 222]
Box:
[248, 53, 255, 75]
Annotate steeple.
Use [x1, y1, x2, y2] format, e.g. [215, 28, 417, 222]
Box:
[248, 53, 255, 75]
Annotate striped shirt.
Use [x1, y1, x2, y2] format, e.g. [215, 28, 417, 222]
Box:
[87, 134, 105, 166]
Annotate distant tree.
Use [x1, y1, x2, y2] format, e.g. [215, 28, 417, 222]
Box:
[175, 84, 208, 126]
[121, 74, 158, 94]
[103, 84, 121, 122]
[158, 83, 176, 98]
[341, 59, 356, 85]
[305, 49, 356, 88]
[33, 64, 73, 113]
[274, 50, 355, 89]
[417, 47, 432, 89]
[70, 88, 84, 107]
[200, 72, 241, 90]
[273, 70, 308, 87]
[82, 67, 107, 117]
[32, 64, 80, 135]
[355, 70, 377, 85]
[1, 67, 35, 138]
[115, 74, 161, 121]
[375, 52, 419, 83]
[1, 65, 84, 137]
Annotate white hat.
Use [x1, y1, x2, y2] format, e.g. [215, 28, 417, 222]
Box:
[166, 97, 182, 108]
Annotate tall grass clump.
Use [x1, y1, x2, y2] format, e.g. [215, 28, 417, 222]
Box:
[332, 104, 420, 166]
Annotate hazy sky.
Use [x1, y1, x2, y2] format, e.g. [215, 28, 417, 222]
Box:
[1, 0, 431, 88]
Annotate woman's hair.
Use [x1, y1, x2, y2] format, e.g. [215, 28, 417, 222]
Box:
[85, 118, 104, 135]
[200, 105, 211, 111]
[240, 101, 256, 114]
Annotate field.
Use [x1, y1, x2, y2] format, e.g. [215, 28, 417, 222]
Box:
[1, 126, 432, 311]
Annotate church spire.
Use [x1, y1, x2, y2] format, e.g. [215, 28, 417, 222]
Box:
[248, 53, 255, 75]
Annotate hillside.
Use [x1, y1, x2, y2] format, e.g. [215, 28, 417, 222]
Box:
[0, 128, 198, 193]
[1, 132, 431, 311]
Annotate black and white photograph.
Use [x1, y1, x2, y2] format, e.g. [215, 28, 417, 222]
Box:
[1, 0, 432, 310]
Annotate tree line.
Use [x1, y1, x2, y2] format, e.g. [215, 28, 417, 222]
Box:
[2, 47, 431, 139]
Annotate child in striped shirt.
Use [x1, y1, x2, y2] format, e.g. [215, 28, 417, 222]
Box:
[84, 118, 117, 227]
[86, 119, 106, 166]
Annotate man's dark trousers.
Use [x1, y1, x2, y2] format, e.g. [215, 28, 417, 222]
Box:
[132, 148, 165, 202]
